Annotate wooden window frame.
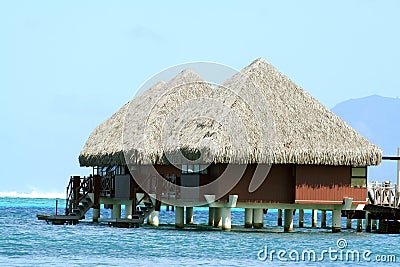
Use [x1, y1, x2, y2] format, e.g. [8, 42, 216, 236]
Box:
[351, 166, 367, 188]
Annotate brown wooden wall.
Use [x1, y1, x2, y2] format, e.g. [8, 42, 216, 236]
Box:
[131, 163, 367, 204]
[225, 164, 295, 203]
[295, 165, 367, 204]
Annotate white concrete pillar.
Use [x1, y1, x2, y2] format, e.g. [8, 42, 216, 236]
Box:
[186, 207, 194, 225]
[222, 208, 232, 231]
[284, 209, 294, 232]
[125, 204, 132, 219]
[208, 207, 215, 226]
[357, 219, 363, 232]
[253, 208, 264, 229]
[213, 208, 222, 228]
[277, 209, 282, 226]
[150, 211, 159, 227]
[332, 209, 341, 233]
[175, 206, 184, 228]
[112, 204, 121, 219]
[245, 208, 253, 228]
[298, 209, 304, 228]
[346, 218, 352, 229]
[93, 208, 100, 222]
[312, 209, 317, 228]
[321, 210, 327, 228]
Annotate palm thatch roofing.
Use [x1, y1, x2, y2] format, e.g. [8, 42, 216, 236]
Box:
[79, 58, 382, 167]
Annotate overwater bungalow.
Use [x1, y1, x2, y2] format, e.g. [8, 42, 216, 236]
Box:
[41, 58, 384, 232]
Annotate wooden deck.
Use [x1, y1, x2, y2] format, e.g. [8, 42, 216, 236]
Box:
[37, 214, 80, 225]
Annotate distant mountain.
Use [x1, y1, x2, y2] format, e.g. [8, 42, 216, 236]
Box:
[331, 95, 400, 183]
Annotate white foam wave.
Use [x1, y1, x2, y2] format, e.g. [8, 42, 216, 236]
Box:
[0, 191, 65, 199]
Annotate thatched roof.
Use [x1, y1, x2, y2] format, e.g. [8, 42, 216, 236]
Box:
[79, 58, 382, 167]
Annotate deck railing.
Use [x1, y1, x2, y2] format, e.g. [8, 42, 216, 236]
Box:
[65, 176, 94, 215]
[368, 181, 400, 208]
[100, 175, 115, 197]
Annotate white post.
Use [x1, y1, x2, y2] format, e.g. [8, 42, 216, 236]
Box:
[125, 204, 132, 219]
[186, 207, 194, 225]
[147, 211, 152, 225]
[208, 207, 215, 226]
[253, 209, 264, 229]
[299, 209, 304, 228]
[175, 206, 184, 228]
[222, 208, 232, 231]
[213, 208, 222, 227]
[284, 209, 294, 232]
[93, 208, 100, 222]
[244, 208, 253, 228]
[332, 209, 341, 233]
[112, 204, 121, 219]
[312, 209, 317, 228]
[150, 211, 159, 227]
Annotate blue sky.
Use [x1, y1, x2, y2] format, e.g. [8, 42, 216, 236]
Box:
[1, 1, 399, 193]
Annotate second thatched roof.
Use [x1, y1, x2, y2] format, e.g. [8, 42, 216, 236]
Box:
[79, 58, 382, 167]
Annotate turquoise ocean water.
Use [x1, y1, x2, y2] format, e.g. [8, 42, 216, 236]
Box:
[0, 197, 399, 266]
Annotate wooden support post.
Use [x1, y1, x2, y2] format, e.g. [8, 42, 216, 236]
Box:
[357, 219, 363, 232]
[93, 175, 101, 222]
[312, 209, 317, 228]
[284, 209, 294, 232]
[346, 218, 352, 229]
[299, 209, 304, 228]
[366, 212, 371, 232]
[372, 219, 377, 231]
[130, 174, 137, 214]
[245, 208, 253, 228]
[155, 200, 162, 212]
[72, 176, 81, 208]
[277, 209, 282, 226]
[397, 147, 400, 195]
[55, 199, 58, 216]
[321, 210, 327, 228]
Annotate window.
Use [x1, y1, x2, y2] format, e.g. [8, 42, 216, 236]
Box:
[181, 164, 208, 174]
[182, 164, 188, 174]
[351, 167, 367, 188]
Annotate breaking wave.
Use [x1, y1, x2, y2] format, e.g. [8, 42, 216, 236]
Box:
[0, 191, 65, 199]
